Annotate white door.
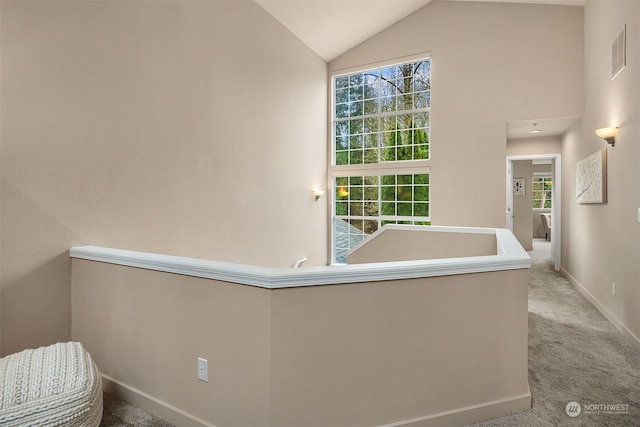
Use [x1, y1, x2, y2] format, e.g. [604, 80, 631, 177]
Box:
[506, 160, 514, 231]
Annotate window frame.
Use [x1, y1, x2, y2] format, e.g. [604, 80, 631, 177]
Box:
[532, 174, 553, 210]
[330, 53, 432, 264]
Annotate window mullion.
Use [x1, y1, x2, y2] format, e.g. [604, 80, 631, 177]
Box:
[334, 107, 429, 124]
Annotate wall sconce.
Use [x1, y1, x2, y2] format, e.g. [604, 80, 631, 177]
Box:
[312, 189, 325, 201]
[595, 127, 619, 146]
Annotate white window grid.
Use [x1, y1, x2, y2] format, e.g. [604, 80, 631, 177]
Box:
[532, 176, 552, 209]
[333, 61, 431, 166]
[331, 58, 431, 264]
[333, 173, 430, 264]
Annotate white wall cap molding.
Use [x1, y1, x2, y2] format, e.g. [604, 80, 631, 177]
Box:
[70, 227, 530, 289]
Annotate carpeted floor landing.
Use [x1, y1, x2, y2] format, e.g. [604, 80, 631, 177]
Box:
[467, 239, 640, 426]
[100, 239, 640, 426]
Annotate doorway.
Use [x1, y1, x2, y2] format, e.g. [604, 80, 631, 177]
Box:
[506, 154, 561, 270]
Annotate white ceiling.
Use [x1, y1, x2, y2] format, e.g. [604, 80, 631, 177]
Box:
[255, 0, 434, 62]
[507, 116, 580, 140]
[256, 0, 587, 62]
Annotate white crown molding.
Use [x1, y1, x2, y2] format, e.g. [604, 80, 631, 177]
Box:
[70, 227, 530, 289]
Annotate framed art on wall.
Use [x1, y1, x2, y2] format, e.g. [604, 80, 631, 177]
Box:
[576, 147, 607, 204]
[513, 178, 525, 197]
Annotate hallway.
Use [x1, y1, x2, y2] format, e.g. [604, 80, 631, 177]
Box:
[468, 239, 640, 426]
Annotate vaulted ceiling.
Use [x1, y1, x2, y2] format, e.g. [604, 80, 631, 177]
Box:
[256, 0, 587, 62]
[256, 0, 586, 138]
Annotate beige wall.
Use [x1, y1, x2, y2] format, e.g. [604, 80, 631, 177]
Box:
[330, 1, 583, 229]
[512, 161, 533, 250]
[72, 258, 529, 426]
[507, 135, 562, 157]
[268, 270, 529, 426]
[561, 0, 640, 343]
[0, 1, 327, 356]
[532, 164, 552, 176]
[72, 259, 272, 426]
[348, 227, 496, 264]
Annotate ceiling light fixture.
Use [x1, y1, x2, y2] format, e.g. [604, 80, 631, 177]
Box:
[529, 123, 542, 134]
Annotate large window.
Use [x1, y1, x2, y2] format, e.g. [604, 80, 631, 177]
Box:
[532, 176, 552, 209]
[331, 57, 431, 264]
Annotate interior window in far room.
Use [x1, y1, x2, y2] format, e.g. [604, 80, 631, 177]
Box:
[532, 175, 553, 209]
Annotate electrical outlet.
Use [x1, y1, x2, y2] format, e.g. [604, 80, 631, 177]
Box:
[612, 283, 616, 296]
[197, 357, 208, 382]
[637, 208, 640, 223]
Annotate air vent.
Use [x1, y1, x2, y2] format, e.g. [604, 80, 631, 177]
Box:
[612, 25, 626, 79]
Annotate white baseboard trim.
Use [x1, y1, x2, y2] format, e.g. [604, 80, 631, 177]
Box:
[101, 374, 216, 427]
[102, 373, 530, 427]
[381, 387, 531, 427]
[561, 267, 640, 351]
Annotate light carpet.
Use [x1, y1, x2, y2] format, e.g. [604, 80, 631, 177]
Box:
[100, 239, 640, 426]
[100, 392, 174, 427]
[467, 239, 640, 426]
